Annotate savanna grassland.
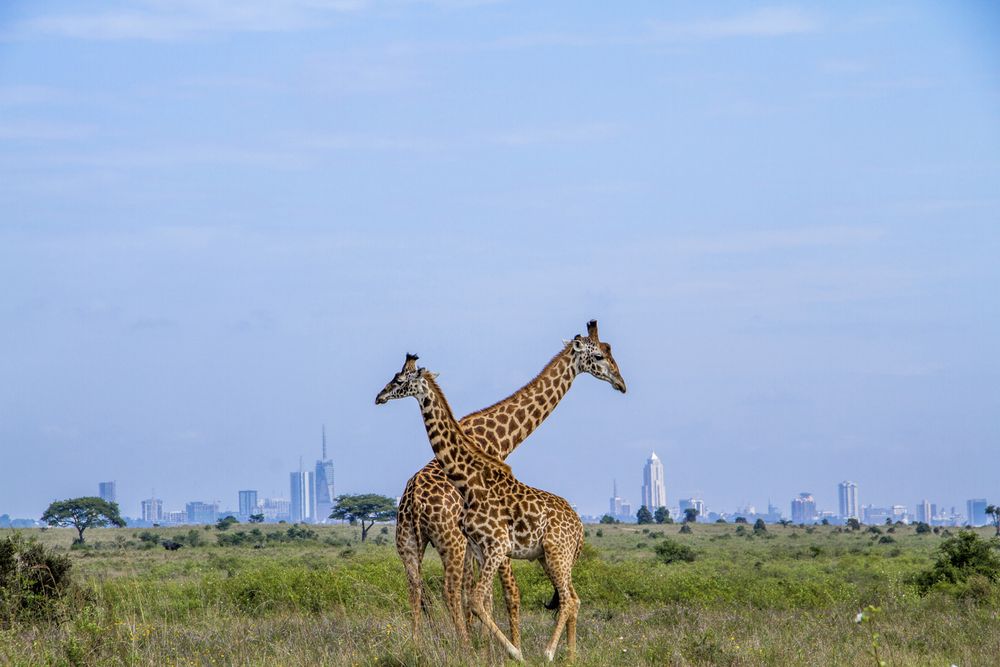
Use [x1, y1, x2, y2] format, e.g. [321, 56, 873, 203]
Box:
[2, 522, 999, 666]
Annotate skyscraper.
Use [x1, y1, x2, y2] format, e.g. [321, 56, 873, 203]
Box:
[916, 499, 932, 524]
[290, 467, 316, 524]
[837, 481, 859, 520]
[238, 490, 259, 518]
[315, 426, 335, 524]
[641, 452, 666, 511]
[186, 501, 218, 524]
[140, 498, 162, 523]
[967, 499, 988, 526]
[609, 480, 623, 518]
[98, 481, 117, 504]
[791, 492, 816, 524]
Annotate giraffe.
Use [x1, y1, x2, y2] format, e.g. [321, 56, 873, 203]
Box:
[391, 321, 625, 645]
[377, 355, 591, 662]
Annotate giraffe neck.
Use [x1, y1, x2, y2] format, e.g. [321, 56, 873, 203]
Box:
[464, 345, 577, 460]
[419, 376, 511, 498]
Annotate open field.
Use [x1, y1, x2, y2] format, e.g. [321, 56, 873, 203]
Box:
[2, 522, 999, 666]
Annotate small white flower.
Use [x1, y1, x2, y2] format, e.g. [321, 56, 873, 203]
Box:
[854, 612, 864, 624]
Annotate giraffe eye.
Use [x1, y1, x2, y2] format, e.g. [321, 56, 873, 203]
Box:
[593, 354, 604, 361]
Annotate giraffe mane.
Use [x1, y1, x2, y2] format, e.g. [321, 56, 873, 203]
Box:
[460, 342, 573, 423]
[423, 372, 513, 477]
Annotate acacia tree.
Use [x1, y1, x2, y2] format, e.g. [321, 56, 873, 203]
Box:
[41, 497, 125, 543]
[986, 505, 1000, 536]
[329, 494, 397, 542]
[683, 507, 699, 524]
[654, 506, 671, 524]
[636, 506, 653, 524]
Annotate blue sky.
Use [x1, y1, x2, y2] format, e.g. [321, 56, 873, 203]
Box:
[1, 2, 998, 519]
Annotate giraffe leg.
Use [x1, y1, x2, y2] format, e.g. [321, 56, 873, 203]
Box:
[540, 554, 580, 662]
[438, 534, 470, 642]
[470, 546, 523, 662]
[395, 514, 426, 640]
[462, 544, 476, 630]
[565, 583, 580, 660]
[498, 557, 522, 650]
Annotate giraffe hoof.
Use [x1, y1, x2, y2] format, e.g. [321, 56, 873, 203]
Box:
[509, 647, 524, 662]
[544, 648, 555, 662]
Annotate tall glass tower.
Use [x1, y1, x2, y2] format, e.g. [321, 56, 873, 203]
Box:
[315, 426, 335, 523]
[838, 481, 859, 520]
[641, 452, 666, 510]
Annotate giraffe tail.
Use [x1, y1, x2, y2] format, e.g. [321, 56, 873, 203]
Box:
[544, 587, 560, 610]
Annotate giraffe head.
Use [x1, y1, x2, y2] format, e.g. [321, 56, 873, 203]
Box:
[567, 319, 627, 393]
[375, 353, 437, 404]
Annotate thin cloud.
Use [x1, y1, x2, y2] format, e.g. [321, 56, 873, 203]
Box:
[652, 7, 820, 41]
[14, 0, 369, 41]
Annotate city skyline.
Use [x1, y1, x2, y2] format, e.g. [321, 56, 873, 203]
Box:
[2, 3, 998, 523]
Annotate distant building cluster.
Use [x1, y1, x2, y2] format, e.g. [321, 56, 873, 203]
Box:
[92, 427, 337, 527]
[592, 455, 994, 528]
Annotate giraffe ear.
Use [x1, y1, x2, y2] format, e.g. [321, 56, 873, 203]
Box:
[571, 338, 586, 352]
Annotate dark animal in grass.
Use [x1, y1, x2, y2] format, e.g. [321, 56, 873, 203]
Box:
[162, 540, 183, 551]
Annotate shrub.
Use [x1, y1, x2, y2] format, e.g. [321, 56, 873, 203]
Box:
[878, 535, 896, 544]
[595, 529, 604, 538]
[915, 522, 932, 534]
[679, 523, 692, 534]
[915, 531, 1000, 596]
[0, 534, 73, 626]
[138, 531, 161, 545]
[655, 538, 696, 565]
[753, 519, 767, 535]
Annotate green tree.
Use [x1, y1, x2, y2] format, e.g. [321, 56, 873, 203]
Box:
[654, 506, 671, 524]
[599, 514, 618, 524]
[986, 505, 1000, 537]
[655, 537, 696, 564]
[753, 518, 767, 535]
[216, 515, 239, 531]
[248, 513, 265, 524]
[40, 497, 125, 544]
[636, 506, 653, 524]
[683, 507, 698, 524]
[330, 494, 397, 542]
[916, 530, 1000, 594]
[846, 518, 861, 531]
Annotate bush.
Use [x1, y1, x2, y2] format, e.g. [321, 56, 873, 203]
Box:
[655, 538, 696, 565]
[679, 523, 692, 534]
[0, 534, 73, 626]
[915, 531, 1000, 596]
[753, 519, 767, 535]
[915, 522, 932, 534]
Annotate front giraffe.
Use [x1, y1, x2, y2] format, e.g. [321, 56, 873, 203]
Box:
[377, 355, 587, 663]
[392, 321, 625, 644]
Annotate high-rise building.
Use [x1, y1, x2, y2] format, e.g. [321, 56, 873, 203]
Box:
[791, 492, 816, 524]
[186, 501, 218, 524]
[290, 469, 316, 523]
[916, 499, 932, 524]
[315, 426, 335, 524]
[238, 490, 259, 518]
[98, 481, 117, 504]
[837, 481, 859, 520]
[967, 499, 988, 526]
[140, 498, 162, 523]
[164, 510, 187, 524]
[862, 505, 891, 525]
[609, 480, 623, 518]
[641, 452, 667, 511]
[679, 497, 705, 519]
[262, 498, 290, 522]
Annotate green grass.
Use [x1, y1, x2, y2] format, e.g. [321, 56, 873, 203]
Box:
[2, 523, 998, 665]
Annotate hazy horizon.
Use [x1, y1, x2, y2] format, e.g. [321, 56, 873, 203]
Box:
[2, 2, 998, 520]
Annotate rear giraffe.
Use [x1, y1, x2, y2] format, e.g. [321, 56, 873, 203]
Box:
[377, 355, 593, 662]
[392, 321, 625, 644]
